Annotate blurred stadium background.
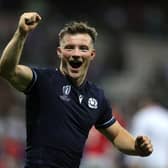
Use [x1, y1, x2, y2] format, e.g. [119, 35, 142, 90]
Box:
[0, 1, 168, 168]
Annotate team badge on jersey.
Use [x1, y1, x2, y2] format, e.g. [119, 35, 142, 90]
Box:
[88, 98, 98, 109]
[60, 85, 71, 101]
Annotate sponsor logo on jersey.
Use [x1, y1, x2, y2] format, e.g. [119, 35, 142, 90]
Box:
[79, 94, 84, 104]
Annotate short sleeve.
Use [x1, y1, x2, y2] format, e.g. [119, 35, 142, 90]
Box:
[95, 93, 116, 129]
[24, 67, 38, 94]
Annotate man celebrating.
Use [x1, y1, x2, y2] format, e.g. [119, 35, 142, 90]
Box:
[0, 12, 153, 168]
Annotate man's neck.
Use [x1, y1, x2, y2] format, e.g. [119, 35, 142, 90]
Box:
[59, 67, 86, 87]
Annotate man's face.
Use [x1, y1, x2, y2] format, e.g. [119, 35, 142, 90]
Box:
[57, 33, 96, 80]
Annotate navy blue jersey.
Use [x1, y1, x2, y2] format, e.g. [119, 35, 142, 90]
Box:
[24, 68, 116, 168]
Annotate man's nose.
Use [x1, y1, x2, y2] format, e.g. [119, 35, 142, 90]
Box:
[72, 48, 81, 56]
[72, 56, 79, 60]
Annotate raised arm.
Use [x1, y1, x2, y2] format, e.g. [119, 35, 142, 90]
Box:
[99, 121, 153, 156]
[0, 12, 41, 91]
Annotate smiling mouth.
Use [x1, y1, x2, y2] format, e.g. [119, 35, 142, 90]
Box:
[69, 60, 83, 69]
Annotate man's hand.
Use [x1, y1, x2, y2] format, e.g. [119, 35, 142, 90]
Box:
[18, 12, 42, 35]
[135, 136, 153, 157]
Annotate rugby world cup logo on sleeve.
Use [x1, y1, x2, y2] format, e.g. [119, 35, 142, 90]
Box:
[60, 85, 71, 101]
[88, 98, 98, 109]
[63, 85, 71, 96]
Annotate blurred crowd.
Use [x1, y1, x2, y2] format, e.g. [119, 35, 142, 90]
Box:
[1, 1, 168, 168]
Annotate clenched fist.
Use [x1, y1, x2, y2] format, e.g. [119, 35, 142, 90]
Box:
[17, 12, 42, 35]
[135, 136, 153, 157]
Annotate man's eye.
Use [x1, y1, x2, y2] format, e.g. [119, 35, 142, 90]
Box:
[64, 46, 74, 50]
[80, 46, 89, 51]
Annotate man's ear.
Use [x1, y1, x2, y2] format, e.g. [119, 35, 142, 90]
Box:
[57, 47, 62, 58]
[90, 49, 96, 60]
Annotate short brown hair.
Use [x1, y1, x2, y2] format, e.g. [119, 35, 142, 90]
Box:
[58, 21, 98, 43]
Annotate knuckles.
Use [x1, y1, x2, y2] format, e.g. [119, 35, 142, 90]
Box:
[135, 136, 153, 157]
[18, 12, 41, 32]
